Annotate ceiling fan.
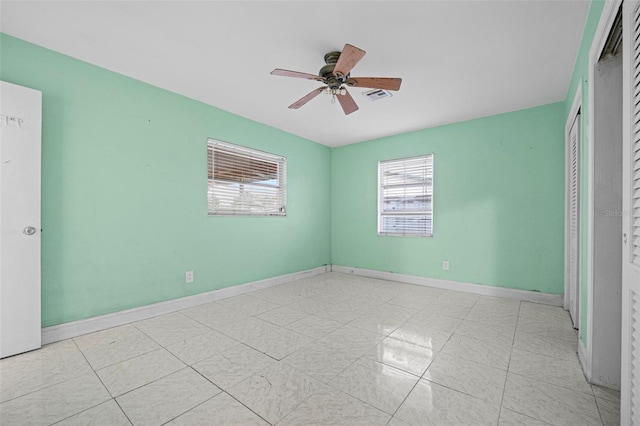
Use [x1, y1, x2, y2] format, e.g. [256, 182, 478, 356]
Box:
[271, 43, 402, 115]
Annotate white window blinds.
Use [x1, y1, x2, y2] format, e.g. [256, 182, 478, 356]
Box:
[207, 139, 286, 216]
[378, 155, 433, 237]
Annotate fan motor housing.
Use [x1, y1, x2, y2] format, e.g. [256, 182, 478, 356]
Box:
[323, 51, 341, 65]
[319, 64, 336, 78]
[320, 50, 347, 88]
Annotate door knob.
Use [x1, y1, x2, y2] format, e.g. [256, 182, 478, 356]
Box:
[22, 226, 37, 235]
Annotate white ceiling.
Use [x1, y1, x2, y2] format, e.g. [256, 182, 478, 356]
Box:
[0, 1, 590, 147]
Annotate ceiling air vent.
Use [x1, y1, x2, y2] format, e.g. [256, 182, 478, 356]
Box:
[363, 89, 393, 102]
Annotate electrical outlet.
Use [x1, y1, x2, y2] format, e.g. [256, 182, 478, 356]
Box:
[442, 261, 450, 271]
[185, 270, 194, 283]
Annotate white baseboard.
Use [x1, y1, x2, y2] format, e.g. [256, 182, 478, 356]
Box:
[578, 337, 591, 382]
[41, 265, 329, 345]
[42, 264, 563, 345]
[331, 265, 563, 306]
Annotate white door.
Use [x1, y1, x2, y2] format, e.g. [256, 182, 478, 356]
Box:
[621, 1, 640, 423]
[568, 110, 581, 328]
[0, 81, 42, 358]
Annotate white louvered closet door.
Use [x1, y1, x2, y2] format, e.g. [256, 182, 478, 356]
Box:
[568, 112, 581, 328]
[622, 1, 640, 424]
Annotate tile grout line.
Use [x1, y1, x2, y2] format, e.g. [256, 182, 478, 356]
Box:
[496, 299, 521, 423]
[1, 273, 608, 425]
[386, 307, 461, 423]
[153, 369, 276, 426]
[593, 396, 608, 426]
[500, 303, 597, 425]
[225, 391, 275, 426]
[0, 340, 99, 405]
[58, 339, 135, 425]
[157, 393, 219, 426]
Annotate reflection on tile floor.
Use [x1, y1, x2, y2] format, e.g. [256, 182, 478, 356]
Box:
[0, 272, 620, 425]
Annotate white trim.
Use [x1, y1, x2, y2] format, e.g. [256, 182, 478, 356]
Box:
[377, 154, 434, 237]
[41, 263, 565, 345]
[585, 0, 623, 384]
[578, 337, 592, 381]
[565, 87, 582, 313]
[331, 265, 563, 306]
[41, 266, 329, 345]
[591, 0, 624, 62]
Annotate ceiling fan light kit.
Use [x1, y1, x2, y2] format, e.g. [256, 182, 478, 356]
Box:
[271, 43, 402, 115]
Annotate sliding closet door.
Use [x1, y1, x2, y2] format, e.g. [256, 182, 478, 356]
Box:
[621, 1, 640, 423]
[568, 110, 581, 328]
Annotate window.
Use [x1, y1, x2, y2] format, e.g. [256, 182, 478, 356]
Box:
[207, 139, 286, 216]
[378, 154, 433, 236]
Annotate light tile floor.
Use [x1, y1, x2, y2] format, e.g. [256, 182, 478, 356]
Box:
[0, 272, 621, 425]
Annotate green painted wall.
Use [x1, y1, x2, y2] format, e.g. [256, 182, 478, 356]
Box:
[0, 34, 331, 327]
[2, 2, 600, 329]
[331, 103, 566, 294]
[563, 0, 606, 343]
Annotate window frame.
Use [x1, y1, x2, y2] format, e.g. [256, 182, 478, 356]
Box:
[377, 154, 434, 237]
[207, 138, 287, 217]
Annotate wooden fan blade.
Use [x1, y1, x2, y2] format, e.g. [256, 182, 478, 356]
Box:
[347, 77, 402, 91]
[288, 87, 325, 109]
[271, 69, 324, 81]
[337, 88, 359, 115]
[333, 44, 366, 79]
